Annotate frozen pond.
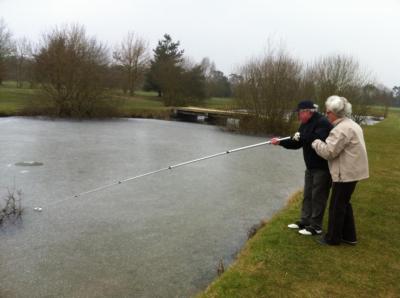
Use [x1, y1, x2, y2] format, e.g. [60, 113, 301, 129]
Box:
[0, 117, 304, 297]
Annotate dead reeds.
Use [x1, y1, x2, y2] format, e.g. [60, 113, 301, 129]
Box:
[0, 188, 23, 225]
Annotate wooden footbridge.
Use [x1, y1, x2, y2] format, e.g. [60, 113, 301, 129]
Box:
[172, 107, 250, 126]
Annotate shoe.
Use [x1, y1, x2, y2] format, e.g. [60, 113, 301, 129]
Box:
[341, 239, 357, 246]
[316, 237, 329, 245]
[298, 227, 322, 236]
[316, 237, 340, 246]
[287, 221, 305, 229]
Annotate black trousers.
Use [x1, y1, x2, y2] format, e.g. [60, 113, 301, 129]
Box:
[325, 181, 358, 244]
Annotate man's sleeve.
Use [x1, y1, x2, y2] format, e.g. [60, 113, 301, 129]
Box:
[279, 138, 303, 149]
[301, 118, 332, 144]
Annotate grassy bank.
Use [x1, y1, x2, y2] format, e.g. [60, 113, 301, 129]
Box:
[0, 81, 38, 115]
[199, 111, 400, 297]
[0, 82, 171, 118]
[0, 81, 235, 118]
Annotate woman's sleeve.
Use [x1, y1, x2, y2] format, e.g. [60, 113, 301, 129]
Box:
[312, 128, 349, 160]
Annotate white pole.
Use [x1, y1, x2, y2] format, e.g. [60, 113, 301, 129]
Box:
[34, 136, 290, 210]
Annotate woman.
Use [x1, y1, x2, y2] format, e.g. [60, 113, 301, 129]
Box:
[312, 95, 369, 245]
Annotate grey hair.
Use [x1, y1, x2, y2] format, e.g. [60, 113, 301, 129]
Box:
[325, 95, 352, 117]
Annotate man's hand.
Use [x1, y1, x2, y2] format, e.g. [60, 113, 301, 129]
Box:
[270, 138, 280, 145]
[292, 132, 301, 141]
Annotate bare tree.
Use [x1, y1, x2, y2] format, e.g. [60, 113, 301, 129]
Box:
[200, 57, 216, 78]
[113, 32, 149, 95]
[235, 47, 303, 134]
[0, 18, 14, 84]
[199, 58, 231, 98]
[14, 37, 33, 88]
[311, 54, 371, 122]
[393, 86, 400, 106]
[362, 83, 393, 118]
[34, 24, 110, 117]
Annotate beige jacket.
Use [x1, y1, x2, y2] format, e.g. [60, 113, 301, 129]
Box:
[312, 117, 369, 182]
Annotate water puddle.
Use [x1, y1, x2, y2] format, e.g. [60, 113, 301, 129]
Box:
[14, 161, 44, 167]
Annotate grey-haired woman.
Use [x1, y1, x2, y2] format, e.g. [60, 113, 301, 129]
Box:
[312, 95, 369, 245]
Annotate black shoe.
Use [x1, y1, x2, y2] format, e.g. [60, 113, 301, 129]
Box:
[316, 237, 329, 245]
[316, 237, 340, 246]
[341, 239, 357, 246]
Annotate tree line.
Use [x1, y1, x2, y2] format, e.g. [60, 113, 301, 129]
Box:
[0, 19, 399, 129]
[233, 49, 397, 133]
[0, 21, 231, 117]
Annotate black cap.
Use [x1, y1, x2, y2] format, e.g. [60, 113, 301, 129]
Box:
[294, 100, 315, 112]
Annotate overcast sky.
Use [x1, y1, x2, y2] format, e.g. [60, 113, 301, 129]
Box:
[1, 0, 399, 88]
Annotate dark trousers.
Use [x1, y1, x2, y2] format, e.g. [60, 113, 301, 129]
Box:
[325, 181, 358, 244]
[300, 169, 332, 230]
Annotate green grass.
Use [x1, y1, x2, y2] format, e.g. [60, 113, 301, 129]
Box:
[367, 105, 399, 118]
[0, 81, 38, 115]
[112, 94, 165, 110]
[369, 105, 400, 112]
[198, 111, 400, 297]
[133, 90, 159, 97]
[202, 97, 235, 109]
[0, 82, 234, 117]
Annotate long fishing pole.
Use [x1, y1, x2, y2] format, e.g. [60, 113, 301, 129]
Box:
[33, 136, 290, 211]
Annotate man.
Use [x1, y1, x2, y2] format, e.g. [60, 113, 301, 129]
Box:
[271, 100, 332, 235]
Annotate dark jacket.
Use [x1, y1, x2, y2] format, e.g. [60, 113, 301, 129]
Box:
[280, 112, 332, 170]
